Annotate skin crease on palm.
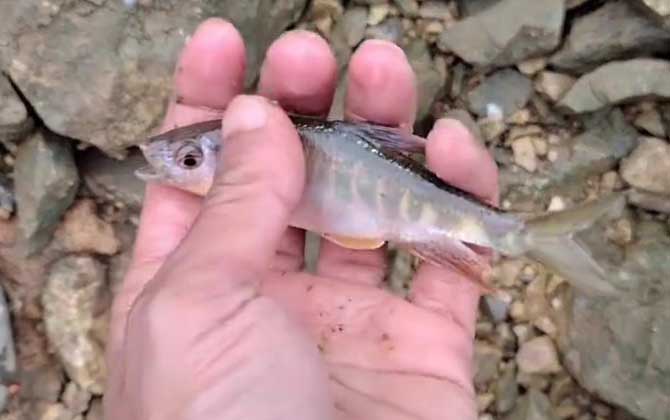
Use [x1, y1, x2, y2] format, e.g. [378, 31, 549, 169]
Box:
[103, 18, 501, 420]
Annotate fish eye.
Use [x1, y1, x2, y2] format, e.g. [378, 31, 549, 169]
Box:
[175, 143, 203, 169]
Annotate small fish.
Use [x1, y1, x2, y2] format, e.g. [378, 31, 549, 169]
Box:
[136, 114, 626, 296]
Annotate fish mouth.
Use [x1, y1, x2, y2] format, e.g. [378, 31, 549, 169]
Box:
[134, 165, 162, 181]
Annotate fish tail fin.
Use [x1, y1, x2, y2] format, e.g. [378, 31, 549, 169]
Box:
[520, 192, 627, 296]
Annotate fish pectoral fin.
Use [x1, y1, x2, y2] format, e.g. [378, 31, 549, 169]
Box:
[322, 234, 386, 250]
[402, 239, 495, 293]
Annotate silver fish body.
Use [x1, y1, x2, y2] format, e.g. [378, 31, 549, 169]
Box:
[137, 115, 627, 294]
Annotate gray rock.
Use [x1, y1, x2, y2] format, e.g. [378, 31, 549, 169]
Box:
[365, 17, 403, 44]
[0, 75, 33, 145]
[392, 0, 419, 16]
[0, 0, 306, 156]
[550, 1, 670, 73]
[456, 0, 500, 17]
[61, 382, 92, 415]
[500, 109, 638, 199]
[467, 69, 533, 118]
[558, 59, 670, 114]
[474, 341, 503, 387]
[628, 189, 670, 213]
[36, 402, 76, 420]
[0, 287, 16, 384]
[79, 148, 146, 211]
[636, 0, 670, 25]
[404, 39, 447, 122]
[562, 223, 670, 420]
[620, 137, 670, 195]
[0, 175, 15, 220]
[42, 256, 108, 394]
[495, 366, 519, 414]
[634, 106, 666, 138]
[438, 0, 566, 67]
[85, 399, 103, 420]
[19, 362, 64, 403]
[505, 390, 558, 420]
[418, 1, 454, 20]
[340, 6, 368, 47]
[14, 132, 79, 255]
[482, 295, 510, 323]
[517, 335, 562, 375]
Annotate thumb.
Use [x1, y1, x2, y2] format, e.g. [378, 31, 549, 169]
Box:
[178, 94, 306, 271]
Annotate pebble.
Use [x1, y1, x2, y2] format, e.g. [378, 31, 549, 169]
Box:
[13, 132, 80, 255]
[340, 6, 368, 47]
[19, 362, 64, 403]
[41, 256, 108, 394]
[601, 171, 623, 192]
[555, 402, 580, 419]
[37, 403, 76, 420]
[365, 17, 403, 43]
[477, 392, 495, 413]
[482, 294, 511, 323]
[512, 137, 538, 172]
[507, 389, 558, 420]
[474, 341, 503, 387]
[467, 69, 533, 118]
[510, 300, 528, 322]
[418, 0, 453, 21]
[628, 189, 670, 214]
[54, 199, 120, 255]
[517, 335, 562, 375]
[605, 218, 634, 246]
[634, 107, 666, 138]
[0, 75, 33, 144]
[517, 57, 548, 75]
[535, 71, 576, 102]
[61, 382, 92, 415]
[367, 3, 390, 25]
[547, 196, 566, 212]
[620, 136, 670, 194]
[495, 366, 519, 414]
[391, 0, 418, 16]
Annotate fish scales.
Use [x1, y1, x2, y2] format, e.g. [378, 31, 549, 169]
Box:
[137, 113, 628, 296]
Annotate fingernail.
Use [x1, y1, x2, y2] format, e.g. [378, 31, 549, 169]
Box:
[222, 95, 269, 138]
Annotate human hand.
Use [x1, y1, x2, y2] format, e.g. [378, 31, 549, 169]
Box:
[104, 18, 499, 420]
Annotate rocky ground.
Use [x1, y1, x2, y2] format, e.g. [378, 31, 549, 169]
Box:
[0, 0, 669, 419]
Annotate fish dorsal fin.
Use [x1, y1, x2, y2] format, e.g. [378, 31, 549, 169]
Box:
[335, 120, 427, 154]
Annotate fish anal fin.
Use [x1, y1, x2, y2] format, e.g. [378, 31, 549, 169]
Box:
[322, 234, 386, 250]
[404, 239, 495, 293]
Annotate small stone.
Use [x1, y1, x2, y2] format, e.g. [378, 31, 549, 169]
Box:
[79, 148, 145, 212]
[628, 189, 670, 213]
[0, 287, 16, 383]
[392, 0, 419, 16]
[507, 109, 533, 125]
[634, 107, 666, 138]
[42, 256, 108, 394]
[467, 69, 533, 118]
[494, 322, 516, 353]
[368, 3, 390, 25]
[533, 316, 558, 337]
[309, 0, 343, 20]
[507, 390, 558, 420]
[474, 341, 503, 387]
[517, 335, 562, 375]
[418, 0, 453, 21]
[559, 59, 670, 114]
[438, 0, 566, 67]
[525, 277, 549, 321]
[549, 375, 575, 404]
[19, 362, 64, 403]
[535, 71, 575, 102]
[54, 199, 120, 255]
[547, 196, 566, 212]
[61, 382, 91, 415]
[495, 258, 524, 287]
[341, 6, 368, 47]
[37, 403, 76, 420]
[495, 366, 519, 414]
[479, 118, 507, 141]
[404, 39, 447, 121]
[601, 171, 622, 192]
[477, 392, 495, 413]
[14, 132, 80, 255]
[512, 137, 538, 172]
[85, 399, 103, 420]
[620, 136, 670, 194]
[532, 137, 548, 157]
[513, 324, 533, 343]
[555, 403, 580, 419]
[0, 75, 33, 144]
[517, 57, 548, 75]
[550, 1, 670, 72]
[510, 300, 527, 321]
[482, 294, 511, 323]
[365, 17, 403, 43]
[605, 218, 634, 246]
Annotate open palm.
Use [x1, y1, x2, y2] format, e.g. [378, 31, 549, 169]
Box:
[105, 19, 499, 420]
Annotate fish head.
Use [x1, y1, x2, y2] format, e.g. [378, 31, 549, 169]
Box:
[136, 129, 219, 196]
